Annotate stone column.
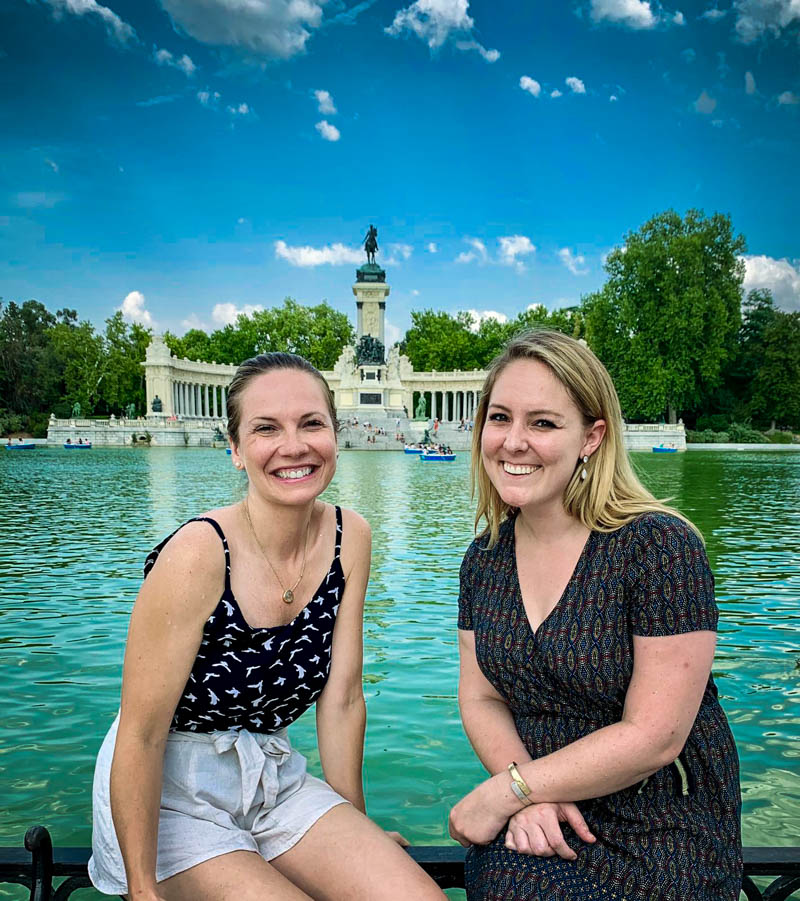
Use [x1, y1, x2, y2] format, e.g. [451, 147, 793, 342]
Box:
[222, 386, 227, 418]
[204, 384, 209, 419]
[212, 386, 218, 419]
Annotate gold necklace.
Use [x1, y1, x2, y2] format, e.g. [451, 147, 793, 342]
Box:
[243, 499, 312, 604]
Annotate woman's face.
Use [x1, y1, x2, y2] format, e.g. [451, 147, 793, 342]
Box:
[231, 369, 337, 508]
[481, 358, 604, 516]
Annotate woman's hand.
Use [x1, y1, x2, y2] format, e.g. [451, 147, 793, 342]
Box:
[448, 779, 511, 847]
[504, 802, 595, 859]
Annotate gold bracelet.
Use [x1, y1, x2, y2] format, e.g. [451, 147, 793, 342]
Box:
[508, 762, 532, 803]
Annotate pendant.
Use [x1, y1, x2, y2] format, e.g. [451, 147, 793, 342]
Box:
[282, 589, 295, 604]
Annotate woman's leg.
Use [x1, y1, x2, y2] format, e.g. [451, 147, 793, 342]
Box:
[269, 803, 447, 901]
[154, 850, 314, 901]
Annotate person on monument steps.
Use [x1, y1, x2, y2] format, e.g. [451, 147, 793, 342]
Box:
[449, 330, 742, 901]
[89, 352, 445, 901]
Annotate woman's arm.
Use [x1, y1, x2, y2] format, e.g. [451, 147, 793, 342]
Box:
[458, 629, 532, 774]
[110, 523, 224, 900]
[450, 629, 716, 846]
[315, 509, 371, 812]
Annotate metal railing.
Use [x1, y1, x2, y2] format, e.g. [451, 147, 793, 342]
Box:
[2, 826, 798, 900]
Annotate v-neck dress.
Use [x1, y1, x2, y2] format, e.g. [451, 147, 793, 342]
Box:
[457, 511, 742, 901]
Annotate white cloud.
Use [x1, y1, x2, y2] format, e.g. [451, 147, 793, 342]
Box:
[384, 320, 403, 346]
[427, 242, 438, 253]
[551, 89, 563, 98]
[197, 90, 220, 106]
[558, 247, 588, 275]
[411, 289, 420, 295]
[734, 0, 800, 42]
[693, 89, 717, 113]
[386, 0, 473, 48]
[454, 39, 500, 62]
[45, 158, 59, 173]
[14, 191, 64, 208]
[315, 119, 341, 141]
[159, 0, 325, 59]
[455, 237, 489, 264]
[742, 255, 800, 311]
[314, 89, 337, 115]
[566, 76, 586, 94]
[212, 302, 265, 326]
[498, 235, 536, 271]
[610, 94, 619, 101]
[778, 90, 800, 104]
[44, 0, 136, 43]
[462, 309, 508, 332]
[119, 291, 154, 327]
[700, 7, 727, 20]
[181, 313, 210, 332]
[520, 75, 542, 98]
[386, 243, 413, 264]
[673, 10, 686, 23]
[589, 0, 658, 28]
[154, 47, 196, 75]
[237, 216, 247, 224]
[274, 240, 362, 266]
[745, 70, 757, 94]
[227, 102, 253, 117]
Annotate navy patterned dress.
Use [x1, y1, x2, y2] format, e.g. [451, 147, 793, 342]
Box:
[458, 511, 742, 901]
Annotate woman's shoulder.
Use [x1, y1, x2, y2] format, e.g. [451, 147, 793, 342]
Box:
[612, 510, 705, 559]
[462, 516, 514, 564]
[144, 511, 230, 583]
[338, 504, 371, 541]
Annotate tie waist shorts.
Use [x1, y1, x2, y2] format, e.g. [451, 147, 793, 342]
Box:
[89, 714, 348, 895]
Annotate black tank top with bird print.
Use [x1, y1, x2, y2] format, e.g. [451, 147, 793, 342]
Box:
[142, 506, 344, 734]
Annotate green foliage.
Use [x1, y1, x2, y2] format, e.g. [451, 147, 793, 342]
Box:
[163, 299, 353, 370]
[399, 305, 582, 372]
[686, 422, 766, 443]
[584, 209, 746, 422]
[766, 430, 795, 444]
[749, 310, 800, 429]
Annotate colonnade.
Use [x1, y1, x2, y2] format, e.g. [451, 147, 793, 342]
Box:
[172, 381, 229, 419]
[413, 389, 480, 423]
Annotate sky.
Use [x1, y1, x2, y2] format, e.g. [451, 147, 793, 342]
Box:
[1, 0, 799, 345]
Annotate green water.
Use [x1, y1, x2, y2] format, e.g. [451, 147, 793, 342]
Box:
[1, 448, 799, 897]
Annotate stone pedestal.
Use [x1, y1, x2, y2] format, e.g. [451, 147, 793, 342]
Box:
[353, 277, 389, 346]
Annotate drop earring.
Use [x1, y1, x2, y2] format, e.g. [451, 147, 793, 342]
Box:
[580, 455, 588, 481]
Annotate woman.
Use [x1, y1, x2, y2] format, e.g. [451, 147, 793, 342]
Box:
[448, 331, 742, 900]
[90, 352, 445, 901]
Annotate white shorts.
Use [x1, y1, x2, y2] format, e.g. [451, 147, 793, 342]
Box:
[89, 715, 348, 896]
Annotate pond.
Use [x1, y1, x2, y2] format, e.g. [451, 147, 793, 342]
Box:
[1, 447, 799, 898]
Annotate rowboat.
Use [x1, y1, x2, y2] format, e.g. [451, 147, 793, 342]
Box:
[404, 446, 423, 454]
[5, 442, 36, 450]
[64, 442, 92, 449]
[420, 452, 456, 462]
[652, 445, 678, 453]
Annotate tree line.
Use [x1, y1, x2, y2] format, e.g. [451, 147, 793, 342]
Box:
[2, 209, 799, 437]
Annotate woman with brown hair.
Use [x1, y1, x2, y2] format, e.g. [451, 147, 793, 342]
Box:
[449, 330, 741, 900]
[89, 352, 445, 901]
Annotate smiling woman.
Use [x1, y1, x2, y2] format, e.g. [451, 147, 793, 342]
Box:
[88, 352, 446, 901]
[449, 330, 743, 901]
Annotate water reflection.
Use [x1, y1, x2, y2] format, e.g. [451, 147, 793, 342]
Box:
[1, 447, 799, 870]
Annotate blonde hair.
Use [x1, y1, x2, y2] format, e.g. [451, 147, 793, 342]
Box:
[471, 329, 699, 547]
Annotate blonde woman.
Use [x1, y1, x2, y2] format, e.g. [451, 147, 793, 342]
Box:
[449, 331, 742, 900]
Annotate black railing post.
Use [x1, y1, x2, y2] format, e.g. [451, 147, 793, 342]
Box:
[24, 825, 53, 901]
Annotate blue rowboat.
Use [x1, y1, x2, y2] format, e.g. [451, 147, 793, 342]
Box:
[64, 442, 92, 449]
[225, 448, 232, 455]
[404, 446, 423, 454]
[5, 442, 36, 450]
[420, 453, 456, 462]
[652, 446, 678, 453]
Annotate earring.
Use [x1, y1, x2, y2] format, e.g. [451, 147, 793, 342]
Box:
[580, 455, 588, 481]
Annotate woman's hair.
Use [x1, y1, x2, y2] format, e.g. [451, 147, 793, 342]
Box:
[471, 329, 698, 547]
[226, 352, 337, 444]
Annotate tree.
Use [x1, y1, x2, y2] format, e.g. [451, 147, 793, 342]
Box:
[0, 300, 63, 414]
[50, 317, 106, 415]
[583, 209, 746, 422]
[750, 311, 800, 430]
[101, 312, 152, 415]
[399, 310, 481, 371]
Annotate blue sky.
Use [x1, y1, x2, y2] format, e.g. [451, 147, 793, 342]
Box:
[1, 0, 798, 344]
